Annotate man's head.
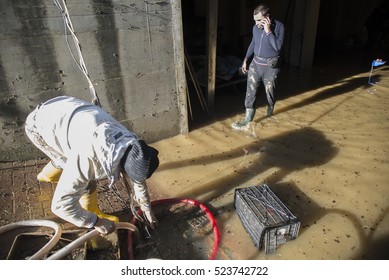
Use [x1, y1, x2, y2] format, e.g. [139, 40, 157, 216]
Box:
[122, 139, 159, 182]
[253, 4, 270, 27]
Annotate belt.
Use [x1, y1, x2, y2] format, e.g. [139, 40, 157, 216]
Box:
[253, 56, 269, 65]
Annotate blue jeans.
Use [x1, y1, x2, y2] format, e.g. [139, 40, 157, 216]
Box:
[244, 62, 280, 109]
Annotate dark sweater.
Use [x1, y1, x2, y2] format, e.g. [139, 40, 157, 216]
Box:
[245, 19, 285, 60]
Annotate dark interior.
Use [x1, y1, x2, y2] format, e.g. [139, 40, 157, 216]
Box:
[181, 0, 389, 129]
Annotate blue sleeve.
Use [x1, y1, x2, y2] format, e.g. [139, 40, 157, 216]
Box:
[267, 21, 285, 52]
[245, 26, 256, 60]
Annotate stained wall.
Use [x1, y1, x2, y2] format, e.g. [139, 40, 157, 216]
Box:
[0, 0, 186, 161]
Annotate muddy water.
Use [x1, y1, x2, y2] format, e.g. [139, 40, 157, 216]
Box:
[147, 64, 389, 260]
[133, 204, 215, 260]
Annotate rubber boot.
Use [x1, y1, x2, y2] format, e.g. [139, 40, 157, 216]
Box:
[267, 106, 274, 117]
[79, 190, 119, 223]
[232, 108, 255, 129]
[80, 190, 119, 250]
[37, 161, 62, 183]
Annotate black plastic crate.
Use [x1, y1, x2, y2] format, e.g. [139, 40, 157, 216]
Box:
[234, 184, 300, 254]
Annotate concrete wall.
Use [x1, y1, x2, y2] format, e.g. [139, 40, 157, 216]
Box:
[0, 0, 186, 161]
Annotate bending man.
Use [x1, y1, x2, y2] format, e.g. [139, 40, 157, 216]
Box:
[25, 95, 159, 235]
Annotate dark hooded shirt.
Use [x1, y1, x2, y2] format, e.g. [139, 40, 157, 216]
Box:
[245, 19, 285, 60]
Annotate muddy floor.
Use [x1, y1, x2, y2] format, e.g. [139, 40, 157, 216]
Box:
[1, 49, 388, 260]
[147, 51, 389, 260]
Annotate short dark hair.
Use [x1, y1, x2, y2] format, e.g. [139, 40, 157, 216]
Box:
[254, 4, 270, 16]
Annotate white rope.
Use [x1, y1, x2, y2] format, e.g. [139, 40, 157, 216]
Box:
[53, 0, 101, 107]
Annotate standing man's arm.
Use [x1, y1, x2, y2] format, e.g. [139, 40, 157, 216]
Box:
[267, 21, 285, 52]
[242, 29, 256, 74]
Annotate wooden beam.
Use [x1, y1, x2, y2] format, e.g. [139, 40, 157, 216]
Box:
[184, 48, 210, 114]
[300, 0, 320, 68]
[206, 0, 218, 110]
[171, 0, 188, 134]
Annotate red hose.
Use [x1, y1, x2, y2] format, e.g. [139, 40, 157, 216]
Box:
[127, 198, 221, 260]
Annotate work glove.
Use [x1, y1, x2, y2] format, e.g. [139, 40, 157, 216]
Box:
[94, 217, 115, 235]
[133, 180, 158, 229]
[143, 209, 158, 229]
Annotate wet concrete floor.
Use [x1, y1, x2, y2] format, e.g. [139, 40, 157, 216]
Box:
[147, 53, 389, 260]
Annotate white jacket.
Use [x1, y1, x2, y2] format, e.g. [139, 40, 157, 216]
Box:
[26, 96, 138, 228]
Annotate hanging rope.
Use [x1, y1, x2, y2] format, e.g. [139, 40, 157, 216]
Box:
[53, 0, 101, 107]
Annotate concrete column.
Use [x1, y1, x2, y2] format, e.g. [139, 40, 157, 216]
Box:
[206, 0, 218, 109]
[289, 0, 321, 68]
[171, 0, 188, 134]
[300, 0, 320, 68]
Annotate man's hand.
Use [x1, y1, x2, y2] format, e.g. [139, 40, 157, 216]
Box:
[241, 60, 248, 74]
[94, 217, 115, 235]
[262, 16, 271, 33]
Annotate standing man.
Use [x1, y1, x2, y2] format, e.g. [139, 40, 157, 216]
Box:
[233, 4, 284, 129]
[25, 96, 159, 235]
